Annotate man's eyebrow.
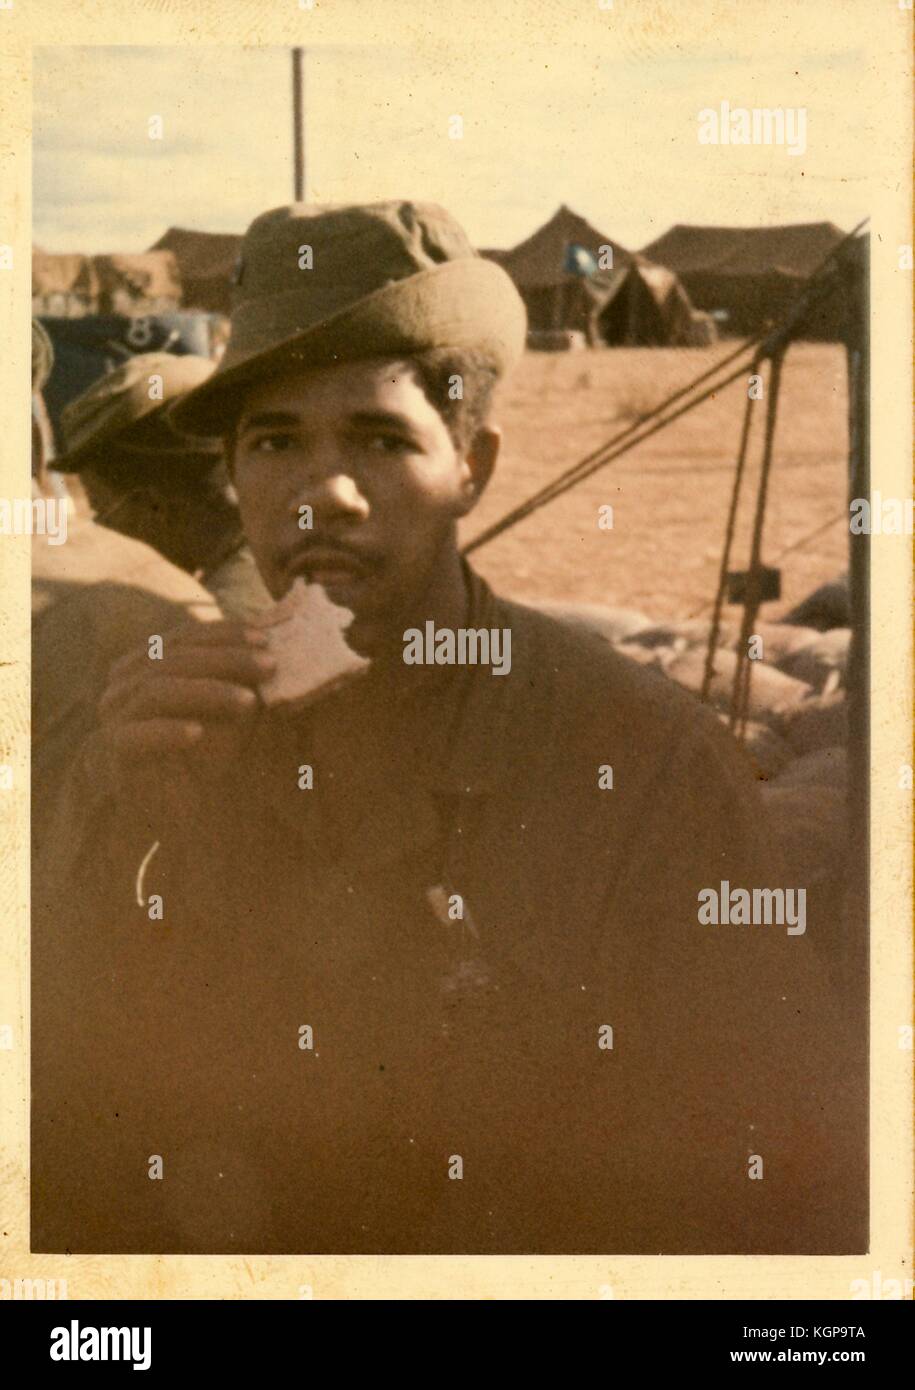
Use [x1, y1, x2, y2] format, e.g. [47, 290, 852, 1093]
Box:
[237, 410, 301, 433]
[348, 409, 421, 433]
[237, 408, 421, 434]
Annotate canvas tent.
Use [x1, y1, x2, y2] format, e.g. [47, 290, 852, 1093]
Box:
[32, 250, 181, 317]
[32, 252, 100, 316]
[594, 258, 714, 346]
[483, 205, 710, 346]
[486, 205, 626, 288]
[150, 227, 243, 314]
[93, 253, 181, 314]
[482, 204, 624, 340]
[640, 222, 852, 338]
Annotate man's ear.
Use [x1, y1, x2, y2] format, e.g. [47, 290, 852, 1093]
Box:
[456, 424, 501, 516]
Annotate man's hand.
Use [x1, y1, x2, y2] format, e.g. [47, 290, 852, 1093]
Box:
[97, 622, 277, 793]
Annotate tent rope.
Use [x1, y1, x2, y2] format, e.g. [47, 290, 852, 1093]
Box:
[689, 508, 847, 623]
[726, 346, 786, 738]
[463, 346, 763, 555]
[698, 357, 761, 702]
[461, 218, 868, 558]
[462, 337, 762, 556]
[460, 219, 867, 744]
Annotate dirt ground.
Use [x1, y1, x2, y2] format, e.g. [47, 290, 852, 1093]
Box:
[461, 342, 849, 623]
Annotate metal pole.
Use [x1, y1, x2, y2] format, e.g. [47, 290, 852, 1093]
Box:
[292, 48, 305, 202]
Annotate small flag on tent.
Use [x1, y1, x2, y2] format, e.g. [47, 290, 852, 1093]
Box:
[563, 243, 599, 276]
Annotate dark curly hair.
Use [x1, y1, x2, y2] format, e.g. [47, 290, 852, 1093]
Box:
[403, 347, 500, 451]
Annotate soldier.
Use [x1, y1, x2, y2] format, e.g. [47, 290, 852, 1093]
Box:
[32, 351, 269, 828]
[55, 352, 271, 621]
[32, 203, 865, 1255]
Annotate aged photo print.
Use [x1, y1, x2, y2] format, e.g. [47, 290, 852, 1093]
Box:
[2, 0, 911, 1298]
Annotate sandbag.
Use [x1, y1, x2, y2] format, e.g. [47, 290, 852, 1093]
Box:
[776, 629, 851, 692]
[733, 620, 821, 664]
[662, 646, 811, 726]
[782, 576, 850, 632]
[629, 617, 735, 651]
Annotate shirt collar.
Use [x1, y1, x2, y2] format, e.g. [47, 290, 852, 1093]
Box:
[398, 564, 520, 798]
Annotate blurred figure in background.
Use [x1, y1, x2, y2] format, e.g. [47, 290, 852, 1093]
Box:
[54, 351, 270, 620]
[32, 351, 268, 834]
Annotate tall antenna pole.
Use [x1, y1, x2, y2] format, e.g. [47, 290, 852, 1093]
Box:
[292, 47, 305, 202]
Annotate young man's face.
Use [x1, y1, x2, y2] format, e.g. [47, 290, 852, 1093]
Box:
[231, 357, 499, 649]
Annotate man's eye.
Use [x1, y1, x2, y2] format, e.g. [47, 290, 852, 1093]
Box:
[250, 433, 296, 454]
[366, 433, 412, 454]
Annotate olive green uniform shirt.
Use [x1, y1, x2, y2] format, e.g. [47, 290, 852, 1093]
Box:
[31, 567, 866, 1255]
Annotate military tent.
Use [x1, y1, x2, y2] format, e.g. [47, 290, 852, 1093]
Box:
[32, 252, 101, 316]
[489, 205, 626, 285]
[32, 250, 181, 317]
[484, 205, 709, 346]
[483, 205, 624, 340]
[639, 221, 855, 339]
[92, 253, 182, 314]
[594, 257, 713, 346]
[149, 227, 243, 314]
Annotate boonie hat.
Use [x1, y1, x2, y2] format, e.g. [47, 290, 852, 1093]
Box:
[57, 352, 220, 472]
[172, 200, 527, 436]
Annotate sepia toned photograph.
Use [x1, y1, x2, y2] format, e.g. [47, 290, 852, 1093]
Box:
[3, 2, 909, 1306]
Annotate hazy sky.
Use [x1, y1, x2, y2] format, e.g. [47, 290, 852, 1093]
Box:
[33, 42, 873, 255]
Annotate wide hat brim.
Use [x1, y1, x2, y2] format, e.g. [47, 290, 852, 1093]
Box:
[171, 258, 527, 437]
[56, 352, 219, 472]
[55, 406, 222, 473]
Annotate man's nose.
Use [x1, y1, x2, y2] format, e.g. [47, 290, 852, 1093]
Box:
[295, 466, 370, 524]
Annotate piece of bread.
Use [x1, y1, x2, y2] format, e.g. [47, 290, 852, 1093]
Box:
[254, 578, 370, 709]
